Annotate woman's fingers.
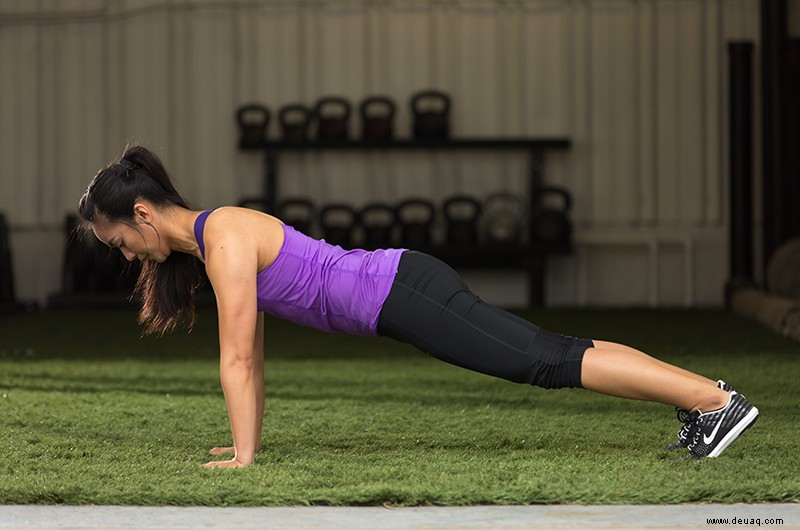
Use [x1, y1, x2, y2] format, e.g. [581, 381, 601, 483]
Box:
[201, 458, 247, 469]
[203, 449, 248, 468]
[209, 446, 236, 455]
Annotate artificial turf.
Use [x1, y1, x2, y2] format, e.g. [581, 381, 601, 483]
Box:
[0, 307, 798, 506]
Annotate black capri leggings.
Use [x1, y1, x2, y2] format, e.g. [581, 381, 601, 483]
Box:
[377, 251, 593, 389]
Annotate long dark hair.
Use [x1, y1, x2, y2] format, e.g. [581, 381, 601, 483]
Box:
[78, 145, 202, 335]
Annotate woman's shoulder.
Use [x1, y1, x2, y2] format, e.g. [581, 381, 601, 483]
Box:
[203, 206, 285, 271]
[204, 206, 283, 230]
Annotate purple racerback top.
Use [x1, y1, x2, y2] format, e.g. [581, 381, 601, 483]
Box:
[194, 209, 405, 337]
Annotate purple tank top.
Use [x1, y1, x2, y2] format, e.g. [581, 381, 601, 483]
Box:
[194, 210, 405, 336]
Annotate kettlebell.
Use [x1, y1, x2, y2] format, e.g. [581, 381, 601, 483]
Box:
[531, 187, 573, 246]
[359, 203, 397, 249]
[319, 204, 358, 249]
[360, 96, 396, 141]
[236, 104, 270, 148]
[484, 192, 525, 245]
[315, 97, 351, 141]
[279, 104, 312, 143]
[442, 195, 482, 247]
[396, 198, 436, 249]
[411, 90, 450, 140]
[278, 198, 315, 235]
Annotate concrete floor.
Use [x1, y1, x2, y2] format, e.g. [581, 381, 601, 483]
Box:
[1, 504, 799, 530]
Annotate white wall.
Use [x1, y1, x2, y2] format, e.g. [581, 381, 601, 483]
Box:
[0, 0, 760, 307]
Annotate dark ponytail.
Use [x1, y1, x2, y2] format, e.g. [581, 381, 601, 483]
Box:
[78, 145, 202, 335]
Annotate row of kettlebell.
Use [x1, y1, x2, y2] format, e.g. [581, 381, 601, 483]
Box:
[236, 90, 451, 146]
[241, 188, 572, 251]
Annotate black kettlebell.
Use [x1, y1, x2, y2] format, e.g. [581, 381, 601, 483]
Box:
[236, 104, 270, 148]
[443, 195, 482, 247]
[278, 198, 315, 235]
[315, 97, 351, 141]
[360, 96, 396, 141]
[279, 104, 312, 143]
[396, 198, 436, 249]
[531, 187, 573, 246]
[411, 90, 450, 140]
[484, 192, 525, 245]
[359, 203, 397, 249]
[319, 204, 358, 249]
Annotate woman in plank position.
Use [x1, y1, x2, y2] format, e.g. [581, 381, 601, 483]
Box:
[78, 145, 758, 468]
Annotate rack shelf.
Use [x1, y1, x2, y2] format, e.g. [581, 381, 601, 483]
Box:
[238, 136, 572, 307]
[240, 138, 570, 151]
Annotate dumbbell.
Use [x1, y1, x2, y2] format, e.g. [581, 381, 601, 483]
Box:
[359, 203, 397, 249]
[279, 104, 312, 143]
[319, 204, 358, 249]
[484, 192, 524, 245]
[531, 187, 573, 246]
[396, 198, 436, 249]
[315, 97, 351, 142]
[278, 198, 315, 235]
[360, 96, 396, 141]
[236, 104, 270, 147]
[411, 90, 450, 140]
[442, 195, 482, 247]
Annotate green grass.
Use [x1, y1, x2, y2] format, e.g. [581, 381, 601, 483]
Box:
[0, 307, 798, 506]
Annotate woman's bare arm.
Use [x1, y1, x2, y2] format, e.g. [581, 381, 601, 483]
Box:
[201, 227, 261, 468]
[208, 313, 265, 458]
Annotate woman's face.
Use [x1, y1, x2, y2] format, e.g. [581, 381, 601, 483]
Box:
[92, 213, 169, 264]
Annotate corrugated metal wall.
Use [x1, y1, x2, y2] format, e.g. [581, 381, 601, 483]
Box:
[0, 0, 760, 307]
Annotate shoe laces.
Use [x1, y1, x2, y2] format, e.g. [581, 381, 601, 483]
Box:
[676, 408, 700, 445]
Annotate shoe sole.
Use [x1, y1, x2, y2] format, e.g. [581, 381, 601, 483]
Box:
[706, 407, 759, 458]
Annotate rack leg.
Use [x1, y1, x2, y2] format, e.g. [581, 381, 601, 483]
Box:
[528, 255, 545, 307]
[528, 148, 545, 307]
[264, 151, 278, 214]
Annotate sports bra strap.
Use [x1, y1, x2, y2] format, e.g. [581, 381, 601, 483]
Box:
[193, 209, 216, 259]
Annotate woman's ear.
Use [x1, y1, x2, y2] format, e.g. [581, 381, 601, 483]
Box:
[133, 202, 153, 224]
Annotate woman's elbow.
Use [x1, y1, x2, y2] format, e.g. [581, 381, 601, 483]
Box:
[221, 350, 256, 372]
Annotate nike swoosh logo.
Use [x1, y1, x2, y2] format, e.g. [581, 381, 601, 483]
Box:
[703, 409, 729, 444]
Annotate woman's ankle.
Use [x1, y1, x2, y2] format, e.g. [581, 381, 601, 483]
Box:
[693, 387, 731, 413]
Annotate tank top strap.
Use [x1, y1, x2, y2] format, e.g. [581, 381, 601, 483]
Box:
[193, 209, 217, 259]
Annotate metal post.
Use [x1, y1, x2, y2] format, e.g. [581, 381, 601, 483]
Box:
[528, 148, 545, 307]
[760, 0, 787, 273]
[728, 42, 754, 281]
[264, 151, 278, 214]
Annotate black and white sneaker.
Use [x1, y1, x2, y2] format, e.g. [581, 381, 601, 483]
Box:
[664, 380, 735, 451]
[687, 392, 759, 458]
